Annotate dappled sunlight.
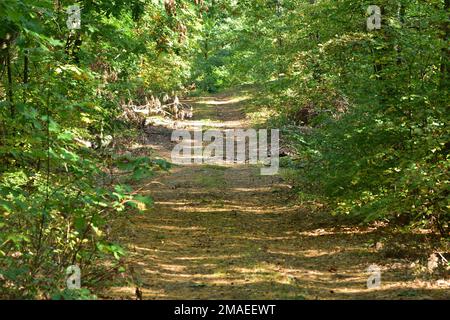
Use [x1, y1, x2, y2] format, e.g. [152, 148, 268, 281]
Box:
[172, 119, 246, 129]
[233, 235, 298, 241]
[141, 224, 207, 232]
[296, 227, 378, 237]
[174, 254, 244, 261]
[268, 249, 336, 258]
[167, 206, 294, 215]
[107, 88, 448, 301]
[109, 286, 168, 299]
[193, 96, 250, 106]
[232, 187, 274, 192]
[3, 0, 446, 301]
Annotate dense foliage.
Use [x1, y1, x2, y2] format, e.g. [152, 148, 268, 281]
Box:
[0, 0, 206, 298]
[1, 0, 448, 299]
[192, 0, 448, 233]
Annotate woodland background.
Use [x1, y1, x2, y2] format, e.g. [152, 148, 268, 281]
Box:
[0, 0, 448, 299]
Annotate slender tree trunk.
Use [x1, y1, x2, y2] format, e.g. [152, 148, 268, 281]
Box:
[396, 2, 405, 66]
[23, 48, 29, 101]
[440, 0, 449, 87]
[204, 37, 208, 60]
[276, 0, 283, 75]
[373, 5, 385, 80]
[6, 46, 14, 118]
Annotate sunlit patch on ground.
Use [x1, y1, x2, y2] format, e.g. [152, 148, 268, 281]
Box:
[105, 89, 449, 300]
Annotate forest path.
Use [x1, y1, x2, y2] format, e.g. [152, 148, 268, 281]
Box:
[107, 88, 448, 300]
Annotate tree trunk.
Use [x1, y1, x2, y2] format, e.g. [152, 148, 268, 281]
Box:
[6, 46, 14, 118]
[440, 0, 449, 87]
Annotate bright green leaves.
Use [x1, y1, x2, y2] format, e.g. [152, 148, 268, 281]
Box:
[0, 0, 180, 299]
[111, 184, 154, 212]
[51, 288, 97, 300]
[243, 0, 450, 234]
[115, 154, 171, 182]
[97, 242, 125, 260]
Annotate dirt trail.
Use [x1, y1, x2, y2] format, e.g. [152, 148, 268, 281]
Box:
[108, 90, 449, 300]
